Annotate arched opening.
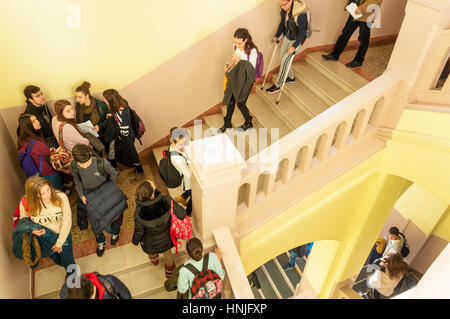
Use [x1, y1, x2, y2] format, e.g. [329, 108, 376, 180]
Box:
[366, 97, 385, 133]
[331, 121, 347, 155]
[256, 173, 269, 198]
[275, 158, 290, 189]
[312, 134, 328, 166]
[237, 183, 251, 209]
[348, 109, 367, 144]
[434, 55, 449, 90]
[294, 146, 310, 174]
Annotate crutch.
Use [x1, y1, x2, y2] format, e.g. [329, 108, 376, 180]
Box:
[260, 38, 281, 90]
[276, 51, 296, 104]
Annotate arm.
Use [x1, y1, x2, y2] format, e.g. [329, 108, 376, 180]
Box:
[171, 155, 191, 190]
[292, 13, 308, 48]
[176, 267, 190, 294]
[358, 0, 382, 13]
[70, 162, 84, 199]
[275, 13, 285, 38]
[131, 210, 145, 245]
[55, 193, 72, 248]
[103, 159, 118, 181]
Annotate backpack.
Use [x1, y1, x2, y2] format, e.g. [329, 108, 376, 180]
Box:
[247, 51, 264, 80]
[129, 108, 146, 145]
[169, 200, 192, 254]
[19, 140, 43, 178]
[285, 9, 312, 42]
[158, 149, 186, 188]
[49, 123, 73, 174]
[13, 197, 30, 228]
[399, 232, 410, 258]
[185, 253, 223, 299]
[70, 158, 109, 179]
[94, 272, 120, 299]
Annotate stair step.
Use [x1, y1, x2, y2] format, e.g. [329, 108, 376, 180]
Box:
[152, 145, 184, 199]
[220, 105, 272, 155]
[276, 253, 301, 289]
[264, 259, 293, 299]
[306, 51, 369, 92]
[203, 113, 256, 160]
[295, 256, 307, 273]
[254, 267, 278, 299]
[256, 85, 312, 129]
[273, 73, 331, 117]
[246, 93, 292, 139]
[292, 62, 349, 104]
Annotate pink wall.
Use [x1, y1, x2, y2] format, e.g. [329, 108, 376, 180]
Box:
[0, 114, 30, 298]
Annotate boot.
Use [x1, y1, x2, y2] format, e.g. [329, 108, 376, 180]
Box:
[218, 118, 233, 133]
[238, 119, 253, 132]
[175, 195, 188, 206]
[149, 253, 159, 265]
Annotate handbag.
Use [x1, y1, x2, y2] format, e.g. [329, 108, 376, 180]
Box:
[50, 123, 73, 175]
[85, 132, 105, 153]
[169, 200, 192, 254]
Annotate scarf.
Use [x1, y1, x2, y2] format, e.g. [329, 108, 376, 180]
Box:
[80, 97, 101, 126]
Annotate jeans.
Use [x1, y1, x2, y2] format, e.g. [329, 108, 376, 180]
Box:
[37, 231, 76, 275]
[330, 15, 371, 63]
[96, 213, 123, 244]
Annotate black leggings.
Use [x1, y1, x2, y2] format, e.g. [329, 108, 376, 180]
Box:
[224, 95, 252, 123]
[181, 190, 192, 216]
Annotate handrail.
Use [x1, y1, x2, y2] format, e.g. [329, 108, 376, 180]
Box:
[213, 226, 254, 299]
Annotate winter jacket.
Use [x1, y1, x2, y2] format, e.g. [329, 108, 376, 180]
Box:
[275, 0, 308, 48]
[77, 179, 128, 235]
[59, 272, 132, 299]
[223, 60, 256, 105]
[75, 97, 110, 131]
[345, 0, 383, 22]
[132, 190, 187, 254]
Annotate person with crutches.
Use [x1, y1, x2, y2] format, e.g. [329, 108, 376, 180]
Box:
[266, 0, 308, 95]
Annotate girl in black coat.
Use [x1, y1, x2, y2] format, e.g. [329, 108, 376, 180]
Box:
[132, 180, 187, 278]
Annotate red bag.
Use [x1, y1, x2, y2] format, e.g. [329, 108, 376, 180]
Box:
[13, 197, 30, 228]
[50, 123, 73, 174]
[169, 200, 192, 254]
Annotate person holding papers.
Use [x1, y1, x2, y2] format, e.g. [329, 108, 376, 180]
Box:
[322, 0, 383, 68]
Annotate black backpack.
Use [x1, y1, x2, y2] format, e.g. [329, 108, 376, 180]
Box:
[158, 149, 186, 188]
[399, 232, 410, 258]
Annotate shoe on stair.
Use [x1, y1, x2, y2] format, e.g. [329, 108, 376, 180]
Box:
[175, 195, 188, 207]
[97, 242, 106, 257]
[266, 84, 280, 94]
[346, 60, 363, 68]
[321, 54, 338, 61]
[110, 234, 120, 246]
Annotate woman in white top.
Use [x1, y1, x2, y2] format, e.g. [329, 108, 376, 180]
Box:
[169, 127, 192, 216]
[367, 250, 408, 298]
[52, 99, 90, 152]
[19, 176, 75, 273]
[219, 28, 258, 133]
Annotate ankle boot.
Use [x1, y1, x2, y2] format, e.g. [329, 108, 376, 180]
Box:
[218, 118, 233, 133]
[238, 119, 253, 132]
[164, 263, 176, 278]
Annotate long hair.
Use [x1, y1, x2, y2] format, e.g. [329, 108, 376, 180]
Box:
[385, 252, 409, 280]
[234, 28, 258, 55]
[17, 113, 46, 150]
[54, 99, 85, 136]
[102, 89, 129, 113]
[24, 176, 63, 217]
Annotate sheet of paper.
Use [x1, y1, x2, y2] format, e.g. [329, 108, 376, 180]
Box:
[346, 2, 363, 20]
[77, 120, 99, 137]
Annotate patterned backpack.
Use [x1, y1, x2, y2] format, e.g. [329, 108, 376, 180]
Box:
[169, 200, 192, 254]
[49, 123, 73, 174]
[185, 253, 223, 299]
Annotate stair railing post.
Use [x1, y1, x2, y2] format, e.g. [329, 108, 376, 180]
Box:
[187, 134, 246, 242]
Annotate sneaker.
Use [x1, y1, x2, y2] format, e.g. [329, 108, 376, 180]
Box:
[321, 54, 338, 61]
[266, 84, 280, 94]
[110, 234, 120, 246]
[96, 242, 106, 257]
[283, 264, 295, 271]
[285, 77, 296, 84]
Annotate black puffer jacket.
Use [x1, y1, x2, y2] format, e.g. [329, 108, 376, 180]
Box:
[132, 190, 187, 254]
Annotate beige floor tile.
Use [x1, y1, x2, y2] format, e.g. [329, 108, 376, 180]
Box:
[128, 264, 167, 296]
[75, 245, 127, 275]
[121, 243, 150, 269]
[35, 266, 67, 297]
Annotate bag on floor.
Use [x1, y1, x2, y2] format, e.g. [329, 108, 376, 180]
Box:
[19, 139, 43, 178]
[50, 123, 73, 174]
[185, 253, 223, 299]
[169, 200, 192, 254]
[158, 149, 185, 188]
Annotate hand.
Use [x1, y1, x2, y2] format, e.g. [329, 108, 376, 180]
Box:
[355, 8, 361, 15]
[288, 46, 296, 55]
[106, 113, 112, 118]
[94, 125, 99, 132]
[81, 196, 87, 205]
[32, 229, 45, 236]
[52, 245, 63, 253]
[224, 64, 230, 73]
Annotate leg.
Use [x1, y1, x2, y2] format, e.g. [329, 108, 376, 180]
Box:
[220, 95, 236, 132]
[236, 101, 252, 123]
[149, 253, 159, 265]
[353, 21, 371, 64]
[58, 233, 76, 274]
[368, 245, 382, 264]
[186, 197, 192, 216]
[76, 197, 89, 231]
[330, 15, 359, 58]
[95, 232, 106, 257]
[181, 189, 191, 200]
[109, 213, 123, 246]
[163, 249, 176, 278]
[275, 38, 296, 88]
[175, 189, 191, 207]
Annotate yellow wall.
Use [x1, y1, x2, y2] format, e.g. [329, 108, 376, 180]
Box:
[0, 0, 264, 108]
[240, 109, 450, 298]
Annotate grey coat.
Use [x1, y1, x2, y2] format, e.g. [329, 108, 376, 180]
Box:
[223, 60, 256, 105]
